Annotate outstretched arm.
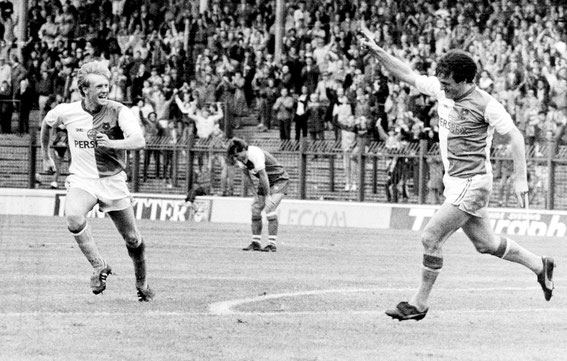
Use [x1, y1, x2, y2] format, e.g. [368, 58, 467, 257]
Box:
[501, 126, 529, 207]
[358, 26, 419, 87]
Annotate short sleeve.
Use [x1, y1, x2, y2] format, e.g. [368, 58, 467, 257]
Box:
[414, 75, 443, 99]
[485, 98, 515, 135]
[118, 105, 143, 137]
[247, 146, 266, 172]
[44, 106, 64, 129]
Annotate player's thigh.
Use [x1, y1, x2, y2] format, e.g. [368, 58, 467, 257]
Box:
[251, 195, 265, 216]
[65, 187, 98, 219]
[461, 211, 499, 251]
[265, 193, 285, 214]
[423, 202, 470, 248]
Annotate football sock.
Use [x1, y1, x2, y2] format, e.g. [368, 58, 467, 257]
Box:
[267, 213, 278, 244]
[69, 222, 105, 269]
[499, 237, 543, 274]
[251, 215, 262, 241]
[127, 241, 147, 289]
[410, 255, 443, 311]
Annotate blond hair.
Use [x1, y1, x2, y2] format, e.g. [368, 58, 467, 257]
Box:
[77, 61, 111, 96]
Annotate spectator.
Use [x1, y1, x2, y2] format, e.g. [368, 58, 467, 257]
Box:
[231, 70, 247, 129]
[14, 78, 35, 134]
[142, 111, 162, 182]
[131, 62, 150, 101]
[300, 55, 319, 93]
[175, 99, 233, 196]
[255, 89, 270, 132]
[108, 66, 127, 102]
[10, 55, 28, 97]
[333, 88, 357, 191]
[35, 69, 53, 114]
[130, 97, 154, 136]
[0, 79, 11, 132]
[305, 92, 326, 141]
[293, 84, 309, 140]
[0, 55, 10, 85]
[38, 15, 59, 48]
[0, 2, 17, 44]
[272, 86, 294, 140]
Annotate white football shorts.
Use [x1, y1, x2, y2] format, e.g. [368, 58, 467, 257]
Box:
[65, 171, 132, 212]
[443, 173, 492, 217]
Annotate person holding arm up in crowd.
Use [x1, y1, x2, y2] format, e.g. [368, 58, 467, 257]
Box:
[40, 61, 154, 302]
[359, 27, 554, 321]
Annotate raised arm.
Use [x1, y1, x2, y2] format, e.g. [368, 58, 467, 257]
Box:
[358, 26, 419, 87]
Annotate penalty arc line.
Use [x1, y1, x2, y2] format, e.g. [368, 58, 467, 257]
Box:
[208, 286, 548, 315]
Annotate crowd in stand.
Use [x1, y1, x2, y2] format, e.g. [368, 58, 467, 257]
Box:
[0, 0, 566, 201]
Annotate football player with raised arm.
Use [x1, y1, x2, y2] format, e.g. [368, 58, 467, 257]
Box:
[359, 27, 554, 321]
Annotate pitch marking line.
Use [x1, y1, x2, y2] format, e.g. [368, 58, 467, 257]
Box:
[0, 308, 564, 318]
[208, 286, 548, 315]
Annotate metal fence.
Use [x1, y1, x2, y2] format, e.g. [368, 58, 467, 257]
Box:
[2, 130, 567, 210]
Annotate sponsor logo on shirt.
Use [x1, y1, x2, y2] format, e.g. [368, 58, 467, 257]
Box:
[439, 109, 470, 135]
[74, 140, 97, 148]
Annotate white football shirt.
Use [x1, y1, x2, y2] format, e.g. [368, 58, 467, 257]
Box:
[45, 100, 143, 178]
[415, 75, 515, 178]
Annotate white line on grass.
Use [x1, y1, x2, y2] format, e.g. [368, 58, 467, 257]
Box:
[208, 287, 545, 315]
[0, 308, 564, 318]
[0, 287, 554, 318]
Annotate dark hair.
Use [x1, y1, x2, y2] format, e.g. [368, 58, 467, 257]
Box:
[227, 137, 248, 156]
[436, 50, 477, 83]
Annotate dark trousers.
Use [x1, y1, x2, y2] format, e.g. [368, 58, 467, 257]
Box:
[19, 111, 30, 134]
[0, 111, 11, 133]
[279, 118, 292, 140]
[294, 114, 308, 140]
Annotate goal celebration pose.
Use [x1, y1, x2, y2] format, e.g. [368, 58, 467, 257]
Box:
[359, 28, 554, 321]
[40, 61, 154, 302]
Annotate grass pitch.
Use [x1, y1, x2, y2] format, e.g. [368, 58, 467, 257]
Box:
[0, 215, 564, 361]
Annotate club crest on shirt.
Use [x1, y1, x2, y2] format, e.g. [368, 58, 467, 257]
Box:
[87, 129, 98, 140]
[447, 106, 473, 123]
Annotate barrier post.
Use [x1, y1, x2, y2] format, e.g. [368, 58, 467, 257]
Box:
[298, 138, 307, 199]
[371, 155, 377, 194]
[29, 125, 37, 189]
[132, 150, 140, 192]
[357, 137, 367, 201]
[547, 140, 556, 210]
[418, 139, 427, 204]
[185, 124, 196, 194]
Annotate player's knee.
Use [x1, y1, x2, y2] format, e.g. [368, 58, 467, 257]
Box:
[251, 204, 263, 217]
[266, 211, 277, 221]
[476, 237, 507, 257]
[474, 243, 494, 255]
[66, 214, 87, 232]
[123, 230, 142, 248]
[420, 231, 442, 253]
[127, 239, 145, 259]
[264, 200, 277, 214]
